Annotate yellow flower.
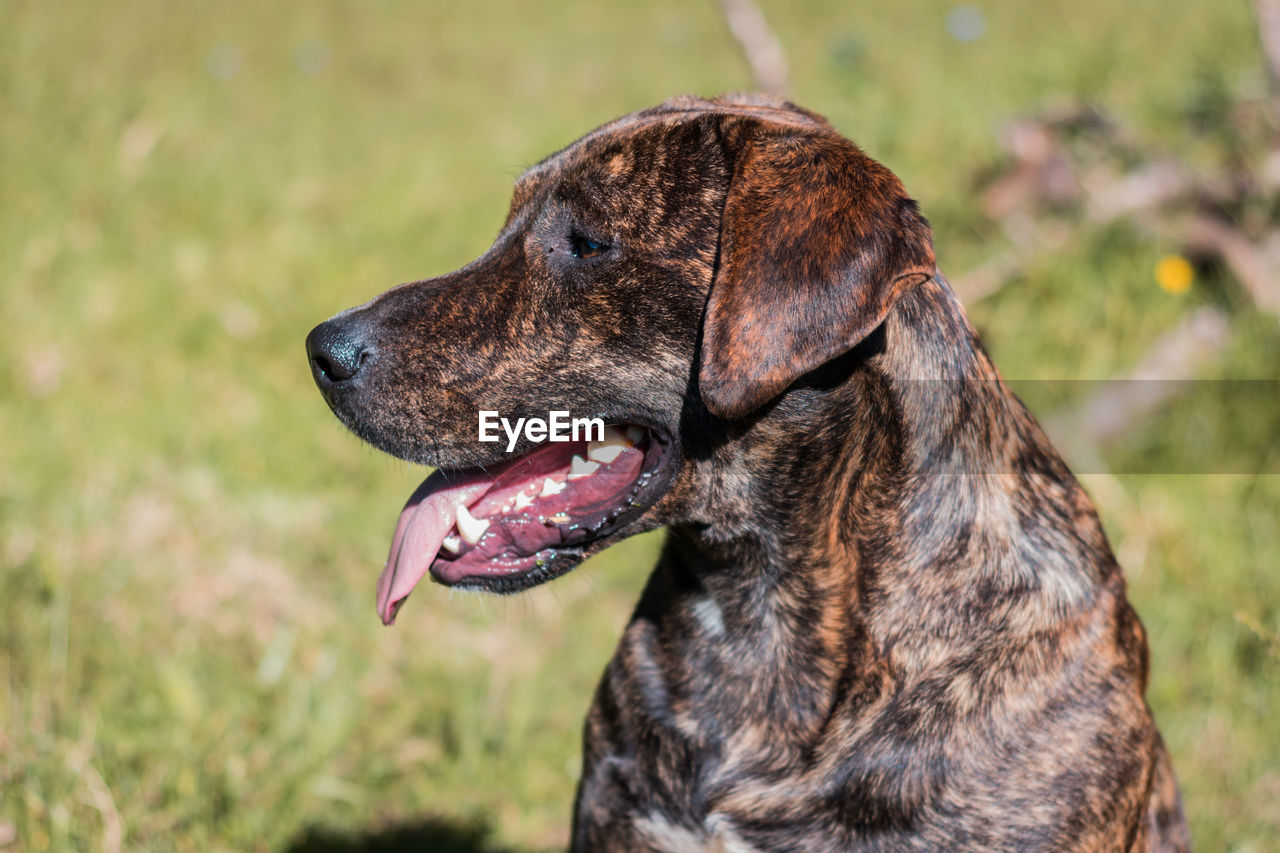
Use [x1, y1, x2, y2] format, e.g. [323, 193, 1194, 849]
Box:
[1155, 255, 1193, 294]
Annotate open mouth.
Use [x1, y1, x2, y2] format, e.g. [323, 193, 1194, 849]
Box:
[377, 424, 673, 624]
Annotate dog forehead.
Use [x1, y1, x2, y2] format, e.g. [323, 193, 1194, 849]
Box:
[512, 95, 833, 196]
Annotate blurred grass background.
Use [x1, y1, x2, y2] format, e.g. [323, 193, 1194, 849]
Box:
[1, 1, 1277, 850]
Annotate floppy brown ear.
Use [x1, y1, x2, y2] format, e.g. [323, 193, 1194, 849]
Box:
[699, 127, 936, 419]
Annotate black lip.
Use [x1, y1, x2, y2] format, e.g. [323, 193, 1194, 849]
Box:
[431, 425, 678, 593]
[445, 548, 584, 594]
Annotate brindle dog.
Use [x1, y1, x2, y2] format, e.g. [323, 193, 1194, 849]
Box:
[306, 95, 1190, 851]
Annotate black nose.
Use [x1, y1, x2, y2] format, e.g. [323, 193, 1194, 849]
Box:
[306, 318, 373, 387]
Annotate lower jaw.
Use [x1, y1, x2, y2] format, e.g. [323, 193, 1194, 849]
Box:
[430, 547, 582, 592]
[430, 481, 650, 589]
[427, 497, 638, 589]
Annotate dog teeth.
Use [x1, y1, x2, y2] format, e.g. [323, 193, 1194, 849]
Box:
[455, 503, 490, 545]
[548, 512, 571, 524]
[513, 491, 534, 510]
[568, 454, 600, 480]
[540, 478, 566, 497]
[441, 534, 462, 554]
[625, 426, 645, 444]
[587, 427, 630, 464]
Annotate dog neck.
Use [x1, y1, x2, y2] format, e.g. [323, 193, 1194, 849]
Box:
[631, 275, 1119, 748]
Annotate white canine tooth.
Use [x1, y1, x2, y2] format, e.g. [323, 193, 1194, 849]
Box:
[568, 454, 600, 480]
[455, 503, 490, 545]
[625, 426, 645, 444]
[513, 491, 534, 510]
[441, 534, 462, 554]
[540, 478, 566, 497]
[587, 432, 629, 464]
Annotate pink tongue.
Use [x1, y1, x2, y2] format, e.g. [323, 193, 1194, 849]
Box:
[377, 470, 492, 625]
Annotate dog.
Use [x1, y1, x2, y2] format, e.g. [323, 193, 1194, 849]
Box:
[306, 94, 1190, 851]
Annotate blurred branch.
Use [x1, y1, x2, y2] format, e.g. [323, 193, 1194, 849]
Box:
[1045, 307, 1231, 455]
[951, 225, 1070, 303]
[1255, 0, 1280, 105]
[1083, 160, 1198, 223]
[719, 0, 789, 97]
[1185, 214, 1280, 315]
[959, 96, 1280, 321]
[66, 722, 125, 853]
[957, 87, 1276, 458]
[952, 9, 1280, 455]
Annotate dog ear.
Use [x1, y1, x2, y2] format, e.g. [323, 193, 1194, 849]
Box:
[699, 128, 936, 419]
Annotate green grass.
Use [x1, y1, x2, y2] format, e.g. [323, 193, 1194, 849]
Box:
[1, 1, 1276, 849]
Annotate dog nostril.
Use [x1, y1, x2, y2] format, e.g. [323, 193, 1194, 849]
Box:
[306, 319, 372, 385]
[311, 352, 339, 381]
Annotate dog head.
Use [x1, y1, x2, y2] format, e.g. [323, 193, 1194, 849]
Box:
[306, 95, 934, 622]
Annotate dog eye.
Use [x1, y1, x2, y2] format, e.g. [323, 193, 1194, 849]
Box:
[568, 232, 610, 259]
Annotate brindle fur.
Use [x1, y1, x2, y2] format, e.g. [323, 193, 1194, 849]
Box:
[307, 95, 1189, 851]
